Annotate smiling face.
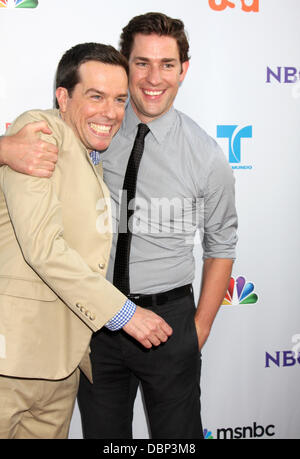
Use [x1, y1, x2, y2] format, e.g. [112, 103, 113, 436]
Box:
[56, 60, 128, 151]
[128, 33, 189, 123]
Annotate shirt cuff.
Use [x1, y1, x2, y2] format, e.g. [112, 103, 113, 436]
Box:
[105, 299, 137, 331]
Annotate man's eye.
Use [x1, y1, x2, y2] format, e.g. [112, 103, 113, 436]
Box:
[92, 95, 101, 100]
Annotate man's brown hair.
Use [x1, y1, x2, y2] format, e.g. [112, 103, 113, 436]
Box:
[119, 12, 190, 63]
[55, 42, 129, 108]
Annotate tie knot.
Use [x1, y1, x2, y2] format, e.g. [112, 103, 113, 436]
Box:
[137, 123, 150, 140]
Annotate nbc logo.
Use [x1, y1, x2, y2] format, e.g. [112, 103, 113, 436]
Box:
[266, 66, 300, 84]
[0, 0, 38, 8]
[222, 276, 258, 306]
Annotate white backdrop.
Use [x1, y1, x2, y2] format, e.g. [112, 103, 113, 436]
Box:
[0, 0, 299, 440]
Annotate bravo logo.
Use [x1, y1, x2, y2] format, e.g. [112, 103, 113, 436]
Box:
[0, 0, 38, 8]
[217, 125, 253, 170]
[209, 0, 259, 12]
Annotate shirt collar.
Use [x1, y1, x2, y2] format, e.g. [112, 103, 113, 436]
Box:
[121, 99, 176, 145]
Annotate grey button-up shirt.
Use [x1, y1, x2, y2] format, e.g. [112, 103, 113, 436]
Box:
[101, 102, 238, 295]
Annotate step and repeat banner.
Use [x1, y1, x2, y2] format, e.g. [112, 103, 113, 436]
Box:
[0, 0, 299, 440]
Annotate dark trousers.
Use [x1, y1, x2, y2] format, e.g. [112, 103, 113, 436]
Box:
[77, 292, 203, 439]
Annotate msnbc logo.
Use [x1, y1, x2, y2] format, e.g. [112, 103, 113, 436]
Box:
[222, 276, 258, 306]
[205, 423, 275, 439]
[0, 0, 38, 8]
[203, 429, 214, 439]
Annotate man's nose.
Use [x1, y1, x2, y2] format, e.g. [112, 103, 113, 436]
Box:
[100, 99, 116, 119]
[146, 65, 163, 86]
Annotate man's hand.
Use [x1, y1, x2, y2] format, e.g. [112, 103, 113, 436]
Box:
[0, 121, 58, 177]
[123, 305, 173, 349]
[194, 320, 210, 351]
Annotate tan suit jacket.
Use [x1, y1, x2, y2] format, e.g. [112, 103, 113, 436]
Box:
[0, 109, 127, 381]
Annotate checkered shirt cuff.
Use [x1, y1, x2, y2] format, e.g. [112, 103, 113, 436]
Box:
[90, 150, 101, 165]
[105, 299, 137, 331]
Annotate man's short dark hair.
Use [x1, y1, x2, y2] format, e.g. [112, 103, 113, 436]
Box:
[119, 12, 190, 63]
[55, 42, 129, 108]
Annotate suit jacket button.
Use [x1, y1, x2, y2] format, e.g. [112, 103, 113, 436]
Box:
[76, 303, 81, 309]
[89, 313, 96, 321]
[98, 263, 105, 270]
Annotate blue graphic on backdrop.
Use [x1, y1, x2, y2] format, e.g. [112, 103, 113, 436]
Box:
[217, 125, 253, 170]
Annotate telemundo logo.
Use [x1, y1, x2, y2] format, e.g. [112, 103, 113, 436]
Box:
[217, 125, 253, 170]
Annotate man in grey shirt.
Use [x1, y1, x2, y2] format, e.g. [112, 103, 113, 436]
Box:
[103, 102, 236, 294]
[0, 13, 237, 439]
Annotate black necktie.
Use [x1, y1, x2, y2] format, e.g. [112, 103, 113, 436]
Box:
[113, 123, 150, 294]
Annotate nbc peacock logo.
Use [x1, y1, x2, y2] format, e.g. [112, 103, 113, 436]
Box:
[222, 276, 258, 306]
[0, 0, 38, 8]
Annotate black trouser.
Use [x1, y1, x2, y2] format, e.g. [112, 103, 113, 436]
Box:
[77, 291, 203, 439]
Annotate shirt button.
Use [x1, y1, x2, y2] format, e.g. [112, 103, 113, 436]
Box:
[98, 263, 105, 270]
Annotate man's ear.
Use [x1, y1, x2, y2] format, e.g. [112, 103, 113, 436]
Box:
[179, 60, 189, 83]
[55, 87, 69, 113]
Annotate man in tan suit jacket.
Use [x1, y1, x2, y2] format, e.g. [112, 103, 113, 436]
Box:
[0, 43, 172, 439]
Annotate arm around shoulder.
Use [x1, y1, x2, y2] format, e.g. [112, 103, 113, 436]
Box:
[0, 110, 126, 332]
[0, 135, 9, 166]
[0, 116, 58, 177]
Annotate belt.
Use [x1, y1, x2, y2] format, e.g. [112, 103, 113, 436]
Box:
[127, 284, 193, 308]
